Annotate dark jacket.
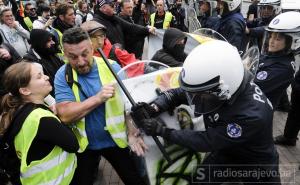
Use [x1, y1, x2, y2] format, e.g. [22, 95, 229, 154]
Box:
[93, 12, 149, 48]
[218, 12, 246, 51]
[247, 18, 269, 48]
[23, 29, 64, 96]
[154, 73, 278, 165]
[0, 36, 21, 96]
[151, 28, 187, 67]
[52, 18, 73, 34]
[132, 0, 148, 26]
[119, 14, 146, 59]
[197, 14, 220, 30]
[254, 52, 295, 108]
[170, 6, 187, 32]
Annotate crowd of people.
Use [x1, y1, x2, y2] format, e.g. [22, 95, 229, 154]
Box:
[0, 0, 299, 184]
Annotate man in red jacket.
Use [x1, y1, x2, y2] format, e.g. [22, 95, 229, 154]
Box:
[81, 20, 146, 77]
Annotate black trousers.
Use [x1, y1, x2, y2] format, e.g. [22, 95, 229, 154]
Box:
[192, 152, 281, 185]
[284, 86, 300, 139]
[70, 147, 147, 185]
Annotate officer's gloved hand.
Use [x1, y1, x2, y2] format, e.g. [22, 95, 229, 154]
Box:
[142, 118, 167, 136]
[130, 102, 160, 128]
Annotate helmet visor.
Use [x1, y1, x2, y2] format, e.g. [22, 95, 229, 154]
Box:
[258, 5, 275, 19]
[261, 31, 289, 55]
[185, 91, 224, 115]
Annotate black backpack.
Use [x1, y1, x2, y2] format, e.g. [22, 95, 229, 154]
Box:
[0, 104, 36, 185]
[0, 138, 20, 185]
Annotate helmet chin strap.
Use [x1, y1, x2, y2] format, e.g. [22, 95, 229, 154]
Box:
[217, 80, 231, 100]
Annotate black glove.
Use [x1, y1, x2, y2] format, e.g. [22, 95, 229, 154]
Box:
[141, 118, 167, 136]
[130, 102, 159, 127]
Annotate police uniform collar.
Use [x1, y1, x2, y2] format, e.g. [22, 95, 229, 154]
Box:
[227, 70, 252, 106]
[260, 53, 294, 67]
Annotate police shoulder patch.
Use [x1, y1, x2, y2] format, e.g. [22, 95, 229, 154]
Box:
[227, 123, 242, 138]
[256, 71, 268, 80]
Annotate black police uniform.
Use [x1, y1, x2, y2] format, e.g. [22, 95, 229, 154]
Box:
[254, 53, 295, 108]
[246, 19, 268, 48]
[153, 73, 281, 184]
[197, 14, 220, 30]
[217, 12, 246, 51]
[282, 70, 300, 140]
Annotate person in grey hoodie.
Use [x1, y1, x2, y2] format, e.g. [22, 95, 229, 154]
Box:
[0, 7, 30, 57]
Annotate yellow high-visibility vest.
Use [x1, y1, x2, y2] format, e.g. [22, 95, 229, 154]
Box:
[150, 12, 173, 29]
[14, 108, 77, 185]
[70, 56, 127, 150]
[23, 17, 33, 31]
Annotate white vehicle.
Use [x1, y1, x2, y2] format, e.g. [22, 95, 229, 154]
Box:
[281, 0, 300, 12]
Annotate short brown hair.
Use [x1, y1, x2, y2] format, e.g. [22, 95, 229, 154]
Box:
[56, 3, 74, 16]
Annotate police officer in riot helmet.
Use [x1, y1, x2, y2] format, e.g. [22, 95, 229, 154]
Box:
[270, 11, 300, 147]
[131, 40, 281, 184]
[246, 0, 281, 49]
[197, 0, 220, 30]
[216, 0, 246, 51]
[254, 11, 300, 111]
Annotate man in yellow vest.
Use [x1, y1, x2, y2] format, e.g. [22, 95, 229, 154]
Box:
[150, 0, 174, 29]
[22, 2, 38, 31]
[51, 3, 76, 58]
[54, 27, 148, 185]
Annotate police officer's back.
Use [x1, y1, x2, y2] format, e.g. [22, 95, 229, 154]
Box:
[217, 0, 245, 51]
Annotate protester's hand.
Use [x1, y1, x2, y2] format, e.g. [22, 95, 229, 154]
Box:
[11, 21, 19, 29]
[147, 26, 156, 35]
[96, 84, 115, 103]
[142, 118, 166, 136]
[245, 26, 250, 34]
[0, 48, 11, 60]
[45, 17, 55, 28]
[128, 131, 148, 156]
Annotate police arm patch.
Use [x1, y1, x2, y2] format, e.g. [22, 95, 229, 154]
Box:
[227, 123, 242, 138]
[256, 71, 268, 80]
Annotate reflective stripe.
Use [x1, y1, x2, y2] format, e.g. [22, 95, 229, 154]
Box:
[24, 17, 33, 31]
[111, 132, 127, 139]
[74, 124, 87, 137]
[150, 12, 173, 29]
[106, 115, 125, 125]
[39, 158, 76, 185]
[21, 152, 68, 178]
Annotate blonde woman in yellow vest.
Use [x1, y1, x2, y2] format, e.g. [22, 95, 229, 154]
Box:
[54, 27, 148, 185]
[0, 61, 78, 185]
[150, 0, 174, 29]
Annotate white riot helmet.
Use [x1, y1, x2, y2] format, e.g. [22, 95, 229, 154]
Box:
[198, 0, 218, 16]
[179, 40, 244, 114]
[258, 0, 281, 20]
[221, 0, 242, 12]
[262, 11, 300, 55]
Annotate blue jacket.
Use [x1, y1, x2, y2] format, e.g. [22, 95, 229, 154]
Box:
[217, 12, 246, 51]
